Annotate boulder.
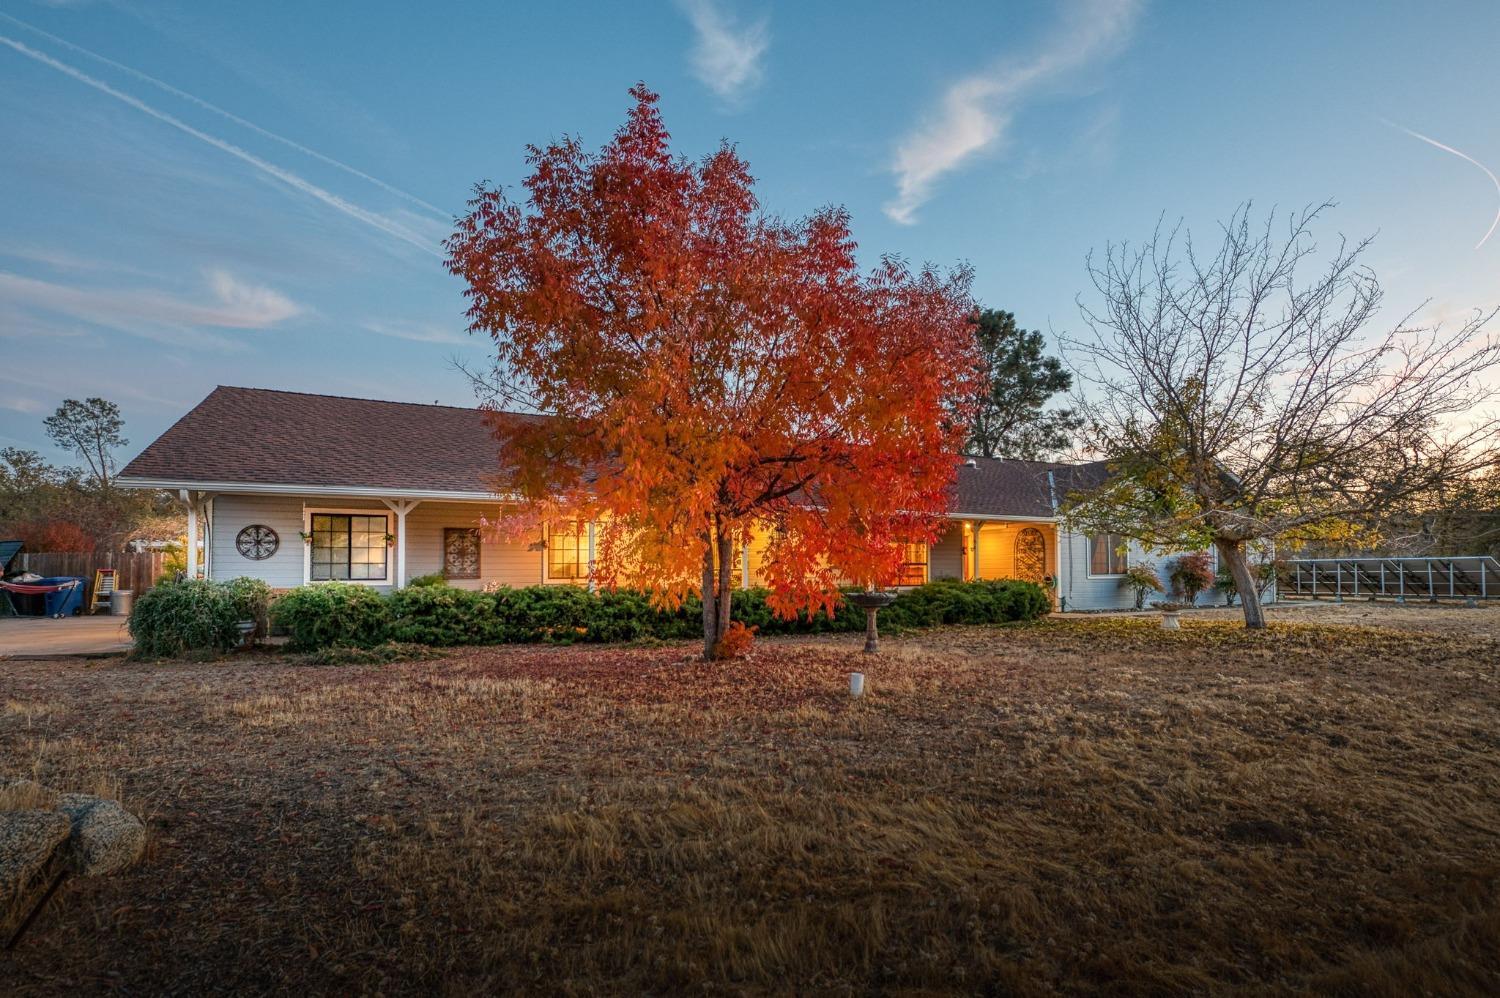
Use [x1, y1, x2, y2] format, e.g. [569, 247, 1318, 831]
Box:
[55, 794, 145, 876]
[1, 810, 72, 941]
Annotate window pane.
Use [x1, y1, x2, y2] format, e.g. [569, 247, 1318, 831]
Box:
[1091, 535, 1109, 575]
[549, 521, 585, 579]
[308, 512, 387, 581]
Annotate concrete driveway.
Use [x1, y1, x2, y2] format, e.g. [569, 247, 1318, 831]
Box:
[0, 614, 132, 658]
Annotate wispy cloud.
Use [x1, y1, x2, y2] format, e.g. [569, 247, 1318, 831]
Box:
[0, 268, 302, 347]
[676, 0, 769, 106]
[1381, 119, 1500, 250]
[0, 33, 443, 259]
[885, 0, 1142, 225]
[0, 396, 44, 415]
[0, 11, 449, 219]
[362, 319, 471, 345]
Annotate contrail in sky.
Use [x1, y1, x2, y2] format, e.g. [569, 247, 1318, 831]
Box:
[0, 11, 449, 219]
[0, 34, 442, 259]
[1384, 118, 1500, 250]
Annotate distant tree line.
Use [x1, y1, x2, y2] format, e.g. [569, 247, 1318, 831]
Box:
[1, 398, 178, 552]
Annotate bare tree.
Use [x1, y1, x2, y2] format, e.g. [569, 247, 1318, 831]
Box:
[1063, 203, 1500, 628]
[44, 397, 126, 489]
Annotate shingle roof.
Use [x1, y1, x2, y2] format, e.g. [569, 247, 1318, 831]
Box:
[118, 386, 515, 494]
[120, 386, 1109, 516]
[950, 455, 1111, 518]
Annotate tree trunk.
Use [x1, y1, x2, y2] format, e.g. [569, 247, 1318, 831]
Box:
[701, 534, 718, 660]
[715, 526, 734, 653]
[1216, 538, 1265, 629]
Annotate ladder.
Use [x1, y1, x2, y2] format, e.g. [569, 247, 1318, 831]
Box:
[91, 568, 117, 612]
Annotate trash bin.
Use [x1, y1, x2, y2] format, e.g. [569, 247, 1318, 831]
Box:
[39, 577, 85, 618]
[110, 589, 134, 617]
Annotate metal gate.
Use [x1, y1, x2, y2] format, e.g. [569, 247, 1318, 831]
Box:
[1285, 556, 1499, 601]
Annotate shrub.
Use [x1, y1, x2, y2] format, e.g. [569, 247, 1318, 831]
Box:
[307, 641, 437, 666]
[1216, 558, 1281, 606]
[1169, 552, 1216, 604]
[128, 578, 242, 657]
[712, 620, 757, 659]
[1121, 565, 1164, 610]
[880, 578, 1050, 630]
[265, 578, 1051, 650]
[718, 587, 861, 635]
[272, 583, 391, 650]
[223, 577, 272, 636]
[406, 573, 449, 588]
[388, 585, 502, 646]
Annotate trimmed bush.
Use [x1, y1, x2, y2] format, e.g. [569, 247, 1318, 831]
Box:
[881, 578, 1050, 629]
[272, 583, 391, 650]
[388, 585, 503, 646]
[271, 578, 1050, 651]
[406, 573, 449, 588]
[129, 578, 246, 657]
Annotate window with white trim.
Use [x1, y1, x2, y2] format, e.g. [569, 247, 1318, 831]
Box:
[310, 513, 389, 581]
[1089, 533, 1129, 576]
[547, 520, 588, 580]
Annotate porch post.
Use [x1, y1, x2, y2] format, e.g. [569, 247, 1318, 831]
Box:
[971, 522, 982, 581]
[181, 489, 198, 579]
[381, 499, 422, 587]
[741, 535, 750, 589]
[586, 521, 597, 593]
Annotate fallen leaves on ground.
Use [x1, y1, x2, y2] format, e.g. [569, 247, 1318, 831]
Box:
[2, 610, 1498, 994]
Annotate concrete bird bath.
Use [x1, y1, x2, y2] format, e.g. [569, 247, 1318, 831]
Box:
[847, 589, 898, 654]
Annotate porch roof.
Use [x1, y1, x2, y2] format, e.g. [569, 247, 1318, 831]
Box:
[119, 386, 1109, 517]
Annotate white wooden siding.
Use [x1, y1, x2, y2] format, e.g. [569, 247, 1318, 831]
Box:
[402, 502, 543, 589]
[210, 495, 546, 591]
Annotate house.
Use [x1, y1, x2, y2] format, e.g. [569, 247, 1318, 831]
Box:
[117, 386, 1238, 610]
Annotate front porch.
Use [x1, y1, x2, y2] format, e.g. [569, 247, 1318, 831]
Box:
[929, 519, 1059, 587]
[196, 492, 581, 592]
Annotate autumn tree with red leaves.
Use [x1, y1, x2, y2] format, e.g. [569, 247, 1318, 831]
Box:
[447, 87, 981, 659]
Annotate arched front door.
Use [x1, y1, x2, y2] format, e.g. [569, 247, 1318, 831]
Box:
[1014, 527, 1047, 585]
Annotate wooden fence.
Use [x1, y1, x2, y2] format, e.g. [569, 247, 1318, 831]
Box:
[13, 551, 172, 610]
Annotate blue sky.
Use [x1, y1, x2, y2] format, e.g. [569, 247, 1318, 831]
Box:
[2, 0, 1497, 465]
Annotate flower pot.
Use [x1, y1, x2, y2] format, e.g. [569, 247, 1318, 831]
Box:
[1160, 610, 1181, 631]
[236, 620, 257, 647]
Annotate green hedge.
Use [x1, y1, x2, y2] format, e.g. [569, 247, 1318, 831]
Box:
[279, 578, 1049, 650]
[129, 577, 272, 657]
[272, 582, 392, 650]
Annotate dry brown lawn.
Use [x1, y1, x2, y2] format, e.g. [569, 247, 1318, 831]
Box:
[2, 606, 1499, 995]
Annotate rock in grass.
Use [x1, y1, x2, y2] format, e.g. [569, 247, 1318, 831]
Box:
[1, 810, 72, 937]
[55, 795, 145, 876]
